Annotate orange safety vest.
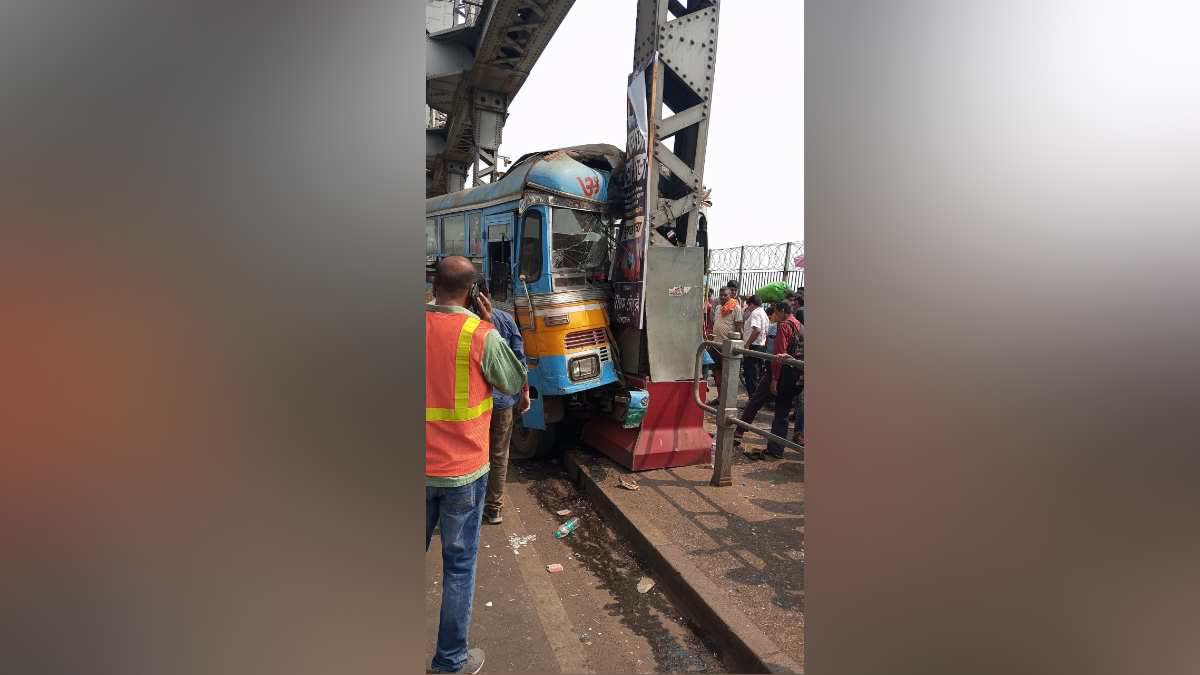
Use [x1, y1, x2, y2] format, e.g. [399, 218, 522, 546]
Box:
[426, 309, 494, 477]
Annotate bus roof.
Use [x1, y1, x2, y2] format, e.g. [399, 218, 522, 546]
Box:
[426, 146, 617, 216]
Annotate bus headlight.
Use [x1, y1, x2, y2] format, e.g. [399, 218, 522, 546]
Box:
[568, 354, 600, 382]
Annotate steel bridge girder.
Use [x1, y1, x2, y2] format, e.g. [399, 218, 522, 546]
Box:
[634, 0, 720, 249]
[426, 0, 576, 197]
[426, 34, 476, 80]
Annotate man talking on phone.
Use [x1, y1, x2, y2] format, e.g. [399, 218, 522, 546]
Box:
[426, 256, 526, 673]
[473, 280, 530, 525]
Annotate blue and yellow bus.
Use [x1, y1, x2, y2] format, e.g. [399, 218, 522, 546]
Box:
[426, 147, 624, 455]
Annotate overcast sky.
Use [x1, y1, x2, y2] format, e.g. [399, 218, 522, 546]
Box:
[497, 0, 804, 250]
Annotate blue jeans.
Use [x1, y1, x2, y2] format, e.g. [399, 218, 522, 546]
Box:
[426, 473, 488, 672]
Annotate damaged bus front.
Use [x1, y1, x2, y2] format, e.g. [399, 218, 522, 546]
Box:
[425, 145, 640, 456]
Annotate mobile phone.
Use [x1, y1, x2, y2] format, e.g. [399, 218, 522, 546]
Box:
[468, 282, 480, 310]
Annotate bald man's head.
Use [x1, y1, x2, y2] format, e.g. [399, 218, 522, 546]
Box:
[433, 256, 478, 305]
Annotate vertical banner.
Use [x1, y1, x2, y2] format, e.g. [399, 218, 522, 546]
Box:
[612, 54, 657, 328]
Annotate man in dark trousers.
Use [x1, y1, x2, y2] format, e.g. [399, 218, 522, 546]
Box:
[474, 281, 530, 525]
[734, 301, 803, 459]
[765, 302, 804, 458]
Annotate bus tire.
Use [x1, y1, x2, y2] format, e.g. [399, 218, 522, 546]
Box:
[509, 417, 557, 461]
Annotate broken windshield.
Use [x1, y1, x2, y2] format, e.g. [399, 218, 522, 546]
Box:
[551, 208, 609, 271]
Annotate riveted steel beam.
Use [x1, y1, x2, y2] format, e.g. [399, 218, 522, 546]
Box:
[426, 0, 576, 197]
[472, 89, 508, 185]
[427, 128, 448, 157]
[632, 0, 719, 248]
[426, 34, 475, 79]
[654, 101, 706, 140]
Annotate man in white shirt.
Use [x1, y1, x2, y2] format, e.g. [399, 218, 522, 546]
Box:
[741, 294, 769, 395]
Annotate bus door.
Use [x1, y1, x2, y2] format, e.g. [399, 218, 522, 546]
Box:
[483, 212, 515, 303]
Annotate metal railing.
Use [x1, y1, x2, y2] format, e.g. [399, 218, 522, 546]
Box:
[706, 241, 805, 294]
[692, 333, 804, 487]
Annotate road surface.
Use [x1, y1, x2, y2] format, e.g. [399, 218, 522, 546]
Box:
[425, 458, 725, 673]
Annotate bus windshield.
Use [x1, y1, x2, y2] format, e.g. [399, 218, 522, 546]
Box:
[551, 208, 608, 271]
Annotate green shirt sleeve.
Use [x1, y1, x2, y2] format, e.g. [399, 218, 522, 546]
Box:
[481, 328, 527, 395]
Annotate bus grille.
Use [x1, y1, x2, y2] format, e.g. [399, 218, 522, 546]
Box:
[564, 328, 607, 350]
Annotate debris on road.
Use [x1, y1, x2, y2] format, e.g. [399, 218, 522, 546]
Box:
[554, 517, 580, 539]
[637, 577, 655, 594]
[556, 509, 573, 517]
[508, 533, 537, 554]
[546, 563, 564, 573]
[485, 601, 493, 607]
[618, 476, 640, 491]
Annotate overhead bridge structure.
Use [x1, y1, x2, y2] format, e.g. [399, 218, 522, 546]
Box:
[426, 0, 576, 198]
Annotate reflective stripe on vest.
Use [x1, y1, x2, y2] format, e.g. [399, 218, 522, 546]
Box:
[425, 316, 495, 422]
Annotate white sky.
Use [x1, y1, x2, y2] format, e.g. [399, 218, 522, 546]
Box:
[497, 0, 804, 249]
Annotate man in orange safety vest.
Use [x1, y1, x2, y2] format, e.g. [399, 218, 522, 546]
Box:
[426, 256, 526, 674]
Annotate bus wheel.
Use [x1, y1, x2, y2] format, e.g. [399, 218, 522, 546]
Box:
[509, 418, 556, 461]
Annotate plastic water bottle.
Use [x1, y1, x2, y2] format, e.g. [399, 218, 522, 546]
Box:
[554, 517, 580, 539]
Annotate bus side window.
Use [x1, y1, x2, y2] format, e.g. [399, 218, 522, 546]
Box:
[425, 218, 438, 255]
[442, 213, 465, 256]
[519, 210, 543, 282]
[467, 213, 482, 257]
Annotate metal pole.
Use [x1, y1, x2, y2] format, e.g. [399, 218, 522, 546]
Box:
[736, 245, 744, 292]
[782, 241, 791, 285]
[710, 332, 743, 487]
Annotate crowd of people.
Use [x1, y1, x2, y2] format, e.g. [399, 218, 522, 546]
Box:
[704, 280, 806, 458]
[425, 258, 804, 673]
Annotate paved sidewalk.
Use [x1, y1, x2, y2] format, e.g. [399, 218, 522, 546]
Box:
[566, 401, 806, 673]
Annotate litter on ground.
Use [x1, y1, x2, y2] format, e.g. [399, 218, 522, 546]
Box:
[509, 533, 537, 553]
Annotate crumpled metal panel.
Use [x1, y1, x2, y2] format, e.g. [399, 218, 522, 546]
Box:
[512, 143, 625, 174]
[425, 148, 614, 214]
[526, 152, 610, 203]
